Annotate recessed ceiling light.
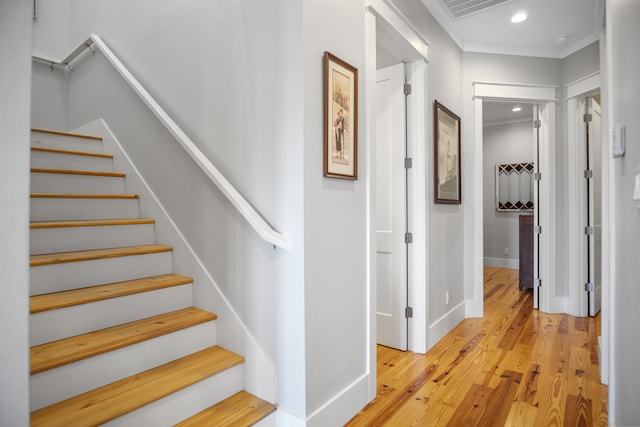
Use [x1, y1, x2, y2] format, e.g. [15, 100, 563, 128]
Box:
[511, 12, 527, 23]
[512, 106, 522, 112]
[555, 35, 569, 45]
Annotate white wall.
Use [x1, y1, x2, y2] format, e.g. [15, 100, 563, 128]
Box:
[483, 120, 533, 267]
[302, 1, 370, 424]
[32, 61, 69, 130]
[608, 0, 640, 424]
[0, 1, 32, 425]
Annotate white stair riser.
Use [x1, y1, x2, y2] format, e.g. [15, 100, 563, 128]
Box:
[31, 133, 103, 153]
[31, 197, 140, 221]
[30, 322, 218, 411]
[30, 223, 155, 255]
[30, 284, 193, 346]
[254, 412, 277, 427]
[31, 172, 126, 194]
[103, 364, 243, 427]
[30, 252, 173, 295]
[31, 150, 114, 173]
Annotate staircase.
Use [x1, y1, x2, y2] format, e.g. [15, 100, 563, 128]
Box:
[29, 129, 276, 426]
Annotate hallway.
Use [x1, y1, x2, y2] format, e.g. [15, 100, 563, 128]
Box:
[347, 267, 608, 426]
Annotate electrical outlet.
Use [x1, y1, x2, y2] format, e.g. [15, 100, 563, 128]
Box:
[504, 247, 510, 256]
[445, 290, 450, 305]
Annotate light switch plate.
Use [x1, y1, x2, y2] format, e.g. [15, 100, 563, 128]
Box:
[613, 124, 626, 158]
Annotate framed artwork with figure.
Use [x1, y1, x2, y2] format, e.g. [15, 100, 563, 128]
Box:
[434, 100, 461, 204]
[324, 51, 358, 180]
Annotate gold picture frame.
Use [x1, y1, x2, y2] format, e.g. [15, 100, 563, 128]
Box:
[434, 100, 461, 204]
[324, 52, 358, 180]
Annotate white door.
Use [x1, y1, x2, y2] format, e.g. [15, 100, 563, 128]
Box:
[587, 97, 602, 316]
[376, 63, 407, 350]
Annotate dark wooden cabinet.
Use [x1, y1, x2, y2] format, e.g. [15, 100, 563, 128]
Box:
[519, 215, 534, 290]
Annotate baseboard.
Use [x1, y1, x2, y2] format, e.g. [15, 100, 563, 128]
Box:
[426, 301, 466, 351]
[305, 373, 371, 427]
[72, 119, 276, 403]
[483, 257, 519, 269]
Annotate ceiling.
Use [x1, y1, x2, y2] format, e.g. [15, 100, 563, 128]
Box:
[420, 0, 604, 58]
[483, 101, 533, 126]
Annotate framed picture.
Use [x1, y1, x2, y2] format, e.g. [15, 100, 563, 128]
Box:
[434, 100, 461, 204]
[324, 51, 358, 180]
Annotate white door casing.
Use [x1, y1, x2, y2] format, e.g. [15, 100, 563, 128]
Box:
[566, 72, 602, 317]
[471, 82, 557, 314]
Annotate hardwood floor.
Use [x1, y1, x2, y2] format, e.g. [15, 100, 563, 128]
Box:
[347, 267, 608, 426]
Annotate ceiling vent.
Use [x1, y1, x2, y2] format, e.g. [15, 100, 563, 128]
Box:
[441, 0, 512, 19]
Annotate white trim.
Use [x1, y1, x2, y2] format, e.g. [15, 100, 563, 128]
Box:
[483, 257, 519, 269]
[473, 82, 557, 103]
[306, 374, 370, 427]
[472, 82, 558, 315]
[365, 0, 430, 62]
[467, 98, 484, 318]
[537, 102, 558, 313]
[427, 301, 465, 349]
[364, 9, 378, 403]
[565, 72, 601, 100]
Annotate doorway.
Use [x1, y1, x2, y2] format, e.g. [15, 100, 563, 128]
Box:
[365, 5, 430, 378]
[471, 82, 557, 315]
[482, 100, 536, 303]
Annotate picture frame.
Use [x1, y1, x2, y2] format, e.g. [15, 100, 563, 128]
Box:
[434, 100, 461, 204]
[324, 51, 358, 180]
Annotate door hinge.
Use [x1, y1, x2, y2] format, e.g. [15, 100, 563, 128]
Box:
[585, 226, 594, 235]
[533, 172, 542, 181]
[585, 282, 595, 292]
[534, 225, 542, 234]
[534, 120, 542, 129]
[584, 113, 593, 123]
[405, 306, 413, 318]
[534, 278, 542, 288]
[405, 232, 413, 244]
[404, 84, 412, 96]
[584, 169, 593, 179]
[405, 158, 413, 169]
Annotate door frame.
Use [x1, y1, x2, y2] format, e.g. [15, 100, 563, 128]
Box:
[365, 0, 430, 399]
[566, 72, 601, 317]
[470, 82, 557, 315]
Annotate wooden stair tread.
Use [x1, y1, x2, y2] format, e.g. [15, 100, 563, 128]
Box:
[31, 218, 155, 229]
[31, 193, 138, 199]
[31, 274, 193, 313]
[31, 167, 125, 178]
[31, 146, 113, 159]
[175, 391, 277, 427]
[32, 128, 103, 141]
[30, 244, 172, 267]
[30, 307, 217, 374]
[31, 346, 242, 427]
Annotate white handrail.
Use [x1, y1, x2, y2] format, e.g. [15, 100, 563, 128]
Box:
[33, 34, 291, 251]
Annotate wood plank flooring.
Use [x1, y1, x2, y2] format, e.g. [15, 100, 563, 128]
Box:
[347, 267, 608, 426]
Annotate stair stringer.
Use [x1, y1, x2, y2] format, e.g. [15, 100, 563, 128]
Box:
[73, 119, 277, 405]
